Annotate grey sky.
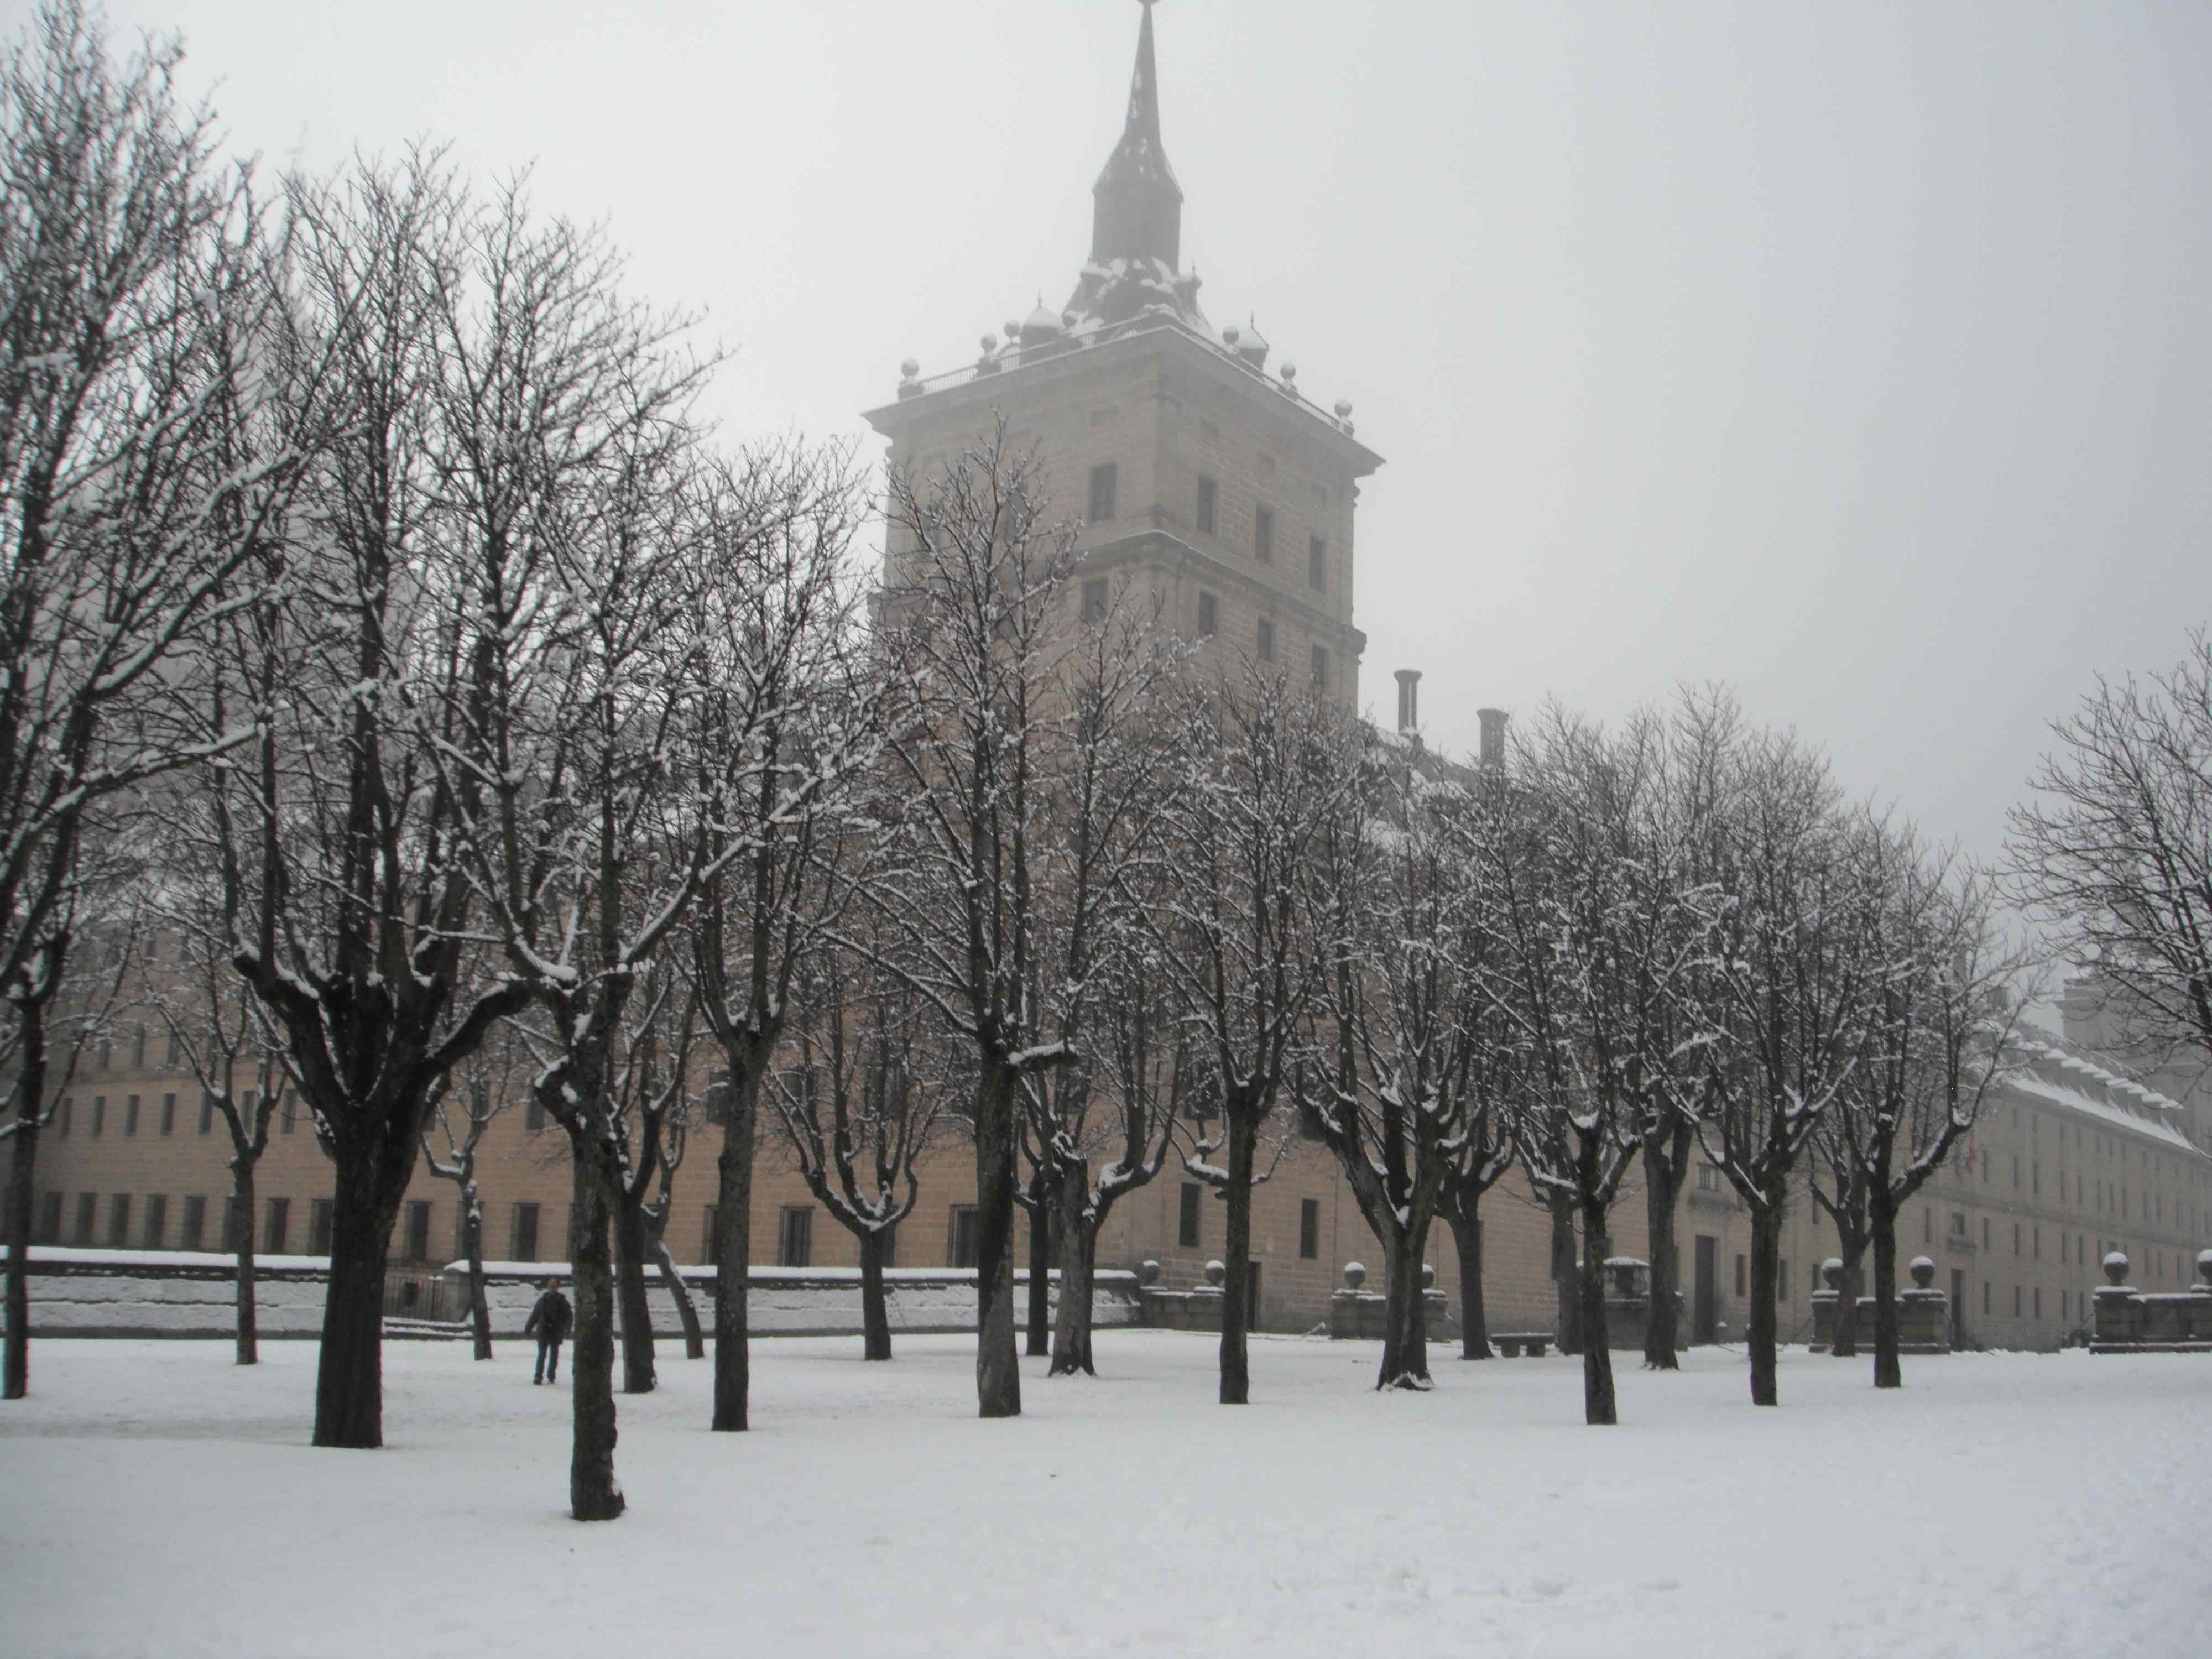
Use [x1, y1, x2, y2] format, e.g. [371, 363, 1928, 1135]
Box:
[75, 0, 2212, 872]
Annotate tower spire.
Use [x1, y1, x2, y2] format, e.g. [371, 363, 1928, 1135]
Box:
[1091, 0, 1183, 270]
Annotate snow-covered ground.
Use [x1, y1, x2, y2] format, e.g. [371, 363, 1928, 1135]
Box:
[3, 1332, 2203, 1657]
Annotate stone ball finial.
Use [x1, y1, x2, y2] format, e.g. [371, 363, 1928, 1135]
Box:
[900, 358, 920, 379]
[1343, 1261, 1367, 1290]
[981, 333, 998, 353]
[1280, 361, 1297, 384]
[1136, 1259, 1161, 1287]
[1203, 1259, 1227, 1288]
[2103, 1250, 2130, 1286]
[1908, 1255, 1936, 1290]
[1004, 319, 1021, 341]
[1821, 1256, 1844, 1291]
[2197, 1247, 2212, 1288]
[1334, 398, 1353, 418]
[1221, 324, 1240, 347]
[1421, 1262, 1436, 1289]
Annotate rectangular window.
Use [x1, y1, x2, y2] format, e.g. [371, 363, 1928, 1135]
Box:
[525, 1094, 545, 1134]
[1923, 1207, 1931, 1243]
[264, 1197, 290, 1255]
[57, 1098, 70, 1139]
[74, 1192, 96, 1244]
[1981, 1217, 1991, 1250]
[160, 1093, 176, 1135]
[124, 1094, 140, 1136]
[1195, 475, 1217, 535]
[38, 1191, 62, 1244]
[2033, 1163, 2040, 1195]
[2012, 1157, 2020, 1190]
[1982, 1280, 1991, 1314]
[1179, 1182, 1202, 1249]
[778, 1205, 813, 1268]
[1197, 591, 1217, 637]
[308, 1198, 334, 1256]
[107, 1193, 131, 1248]
[1254, 504, 1274, 563]
[1310, 644, 1329, 688]
[1256, 617, 1275, 663]
[1088, 461, 1117, 523]
[278, 1089, 295, 1134]
[91, 1095, 105, 1138]
[2033, 1286, 2043, 1319]
[199, 1093, 214, 1135]
[403, 1199, 432, 1263]
[1081, 577, 1109, 624]
[143, 1194, 166, 1249]
[1299, 1198, 1320, 1260]
[1307, 534, 1327, 592]
[1949, 1211, 1968, 1238]
[2013, 1223, 2022, 1256]
[510, 1203, 540, 1263]
[950, 1205, 980, 1270]
[166, 1030, 182, 1067]
[180, 1195, 205, 1251]
[2012, 1284, 2022, 1316]
[132, 1025, 147, 1068]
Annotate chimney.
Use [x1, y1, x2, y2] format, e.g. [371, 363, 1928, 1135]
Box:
[1393, 668, 1422, 734]
[1478, 707, 1507, 769]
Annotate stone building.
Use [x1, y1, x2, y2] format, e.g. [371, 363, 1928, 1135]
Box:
[15, 5, 2209, 1353]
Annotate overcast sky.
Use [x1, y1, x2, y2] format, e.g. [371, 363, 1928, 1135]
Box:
[74, 0, 2212, 877]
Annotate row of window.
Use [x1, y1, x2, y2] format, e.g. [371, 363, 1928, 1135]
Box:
[33, 1191, 439, 1260]
[50, 1090, 298, 1140]
[1087, 463, 1332, 596]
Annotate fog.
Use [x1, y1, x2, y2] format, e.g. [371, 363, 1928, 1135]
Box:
[85, 0, 2212, 870]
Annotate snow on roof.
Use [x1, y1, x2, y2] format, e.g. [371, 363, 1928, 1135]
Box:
[2008, 1069, 2199, 1155]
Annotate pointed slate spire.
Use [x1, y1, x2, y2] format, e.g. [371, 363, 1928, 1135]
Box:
[1091, 0, 1183, 270]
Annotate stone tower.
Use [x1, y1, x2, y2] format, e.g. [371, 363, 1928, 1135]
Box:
[863, 1, 1381, 706]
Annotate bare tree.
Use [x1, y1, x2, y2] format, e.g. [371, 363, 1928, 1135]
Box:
[1, 1, 297, 1400]
[2008, 628, 2212, 1068]
[420, 1028, 526, 1360]
[1148, 664, 1348, 1404]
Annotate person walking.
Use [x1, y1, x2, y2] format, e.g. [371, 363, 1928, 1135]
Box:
[523, 1277, 573, 1384]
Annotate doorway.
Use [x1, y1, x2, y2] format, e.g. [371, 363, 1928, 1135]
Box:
[1693, 1235, 1719, 1343]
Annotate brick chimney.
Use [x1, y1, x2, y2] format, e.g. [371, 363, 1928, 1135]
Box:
[1393, 668, 1421, 734]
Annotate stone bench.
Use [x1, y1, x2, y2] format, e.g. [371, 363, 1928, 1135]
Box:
[1491, 1331, 1553, 1358]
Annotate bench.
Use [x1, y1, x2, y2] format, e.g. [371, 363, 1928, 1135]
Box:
[1491, 1332, 1554, 1358]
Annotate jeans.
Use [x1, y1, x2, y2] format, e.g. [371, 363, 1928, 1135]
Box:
[534, 1339, 561, 1383]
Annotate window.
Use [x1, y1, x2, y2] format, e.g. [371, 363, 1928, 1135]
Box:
[1310, 644, 1329, 688]
[525, 1094, 545, 1134]
[403, 1199, 432, 1263]
[107, 1194, 131, 1247]
[777, 1206, 812, 1268]
[1178, 1182, 1202, 1249]
[1981, 1217, 1990, 1250]
[1981, 1280, 1990, 1314]
[1081, 577, 1109, 624]
[180, 1196, 205, 1251]
[2012, 1284, 2022, 1316]
[2032, 1163, 2040, 1195]
[950, 1205, 980, 1269]
[278, 1089, 295, 1134]
[199, 1093, 213, 1135]
[2013, 1223, 2022, 1257]
[143, 1195, 166, 1249]
[2012, 1157, 2020, 1190]
[1197, 591, 1218, 637]
[1734, 1254, 1747, 1298]
[131, 1025, 147, 1068]
[1307, 534, 1327, 592]
[166, 1030, 182, 1067]
[510, 1203, 540, 1263]
[37, 1191, 62, 1244]
[264, 1197, 290, 1255]
[1196, 475, 1217, 535]
[308, 1199, 334, 1256]
[1088, 461, 1117, 523]
[1695, 1164, 1718, 1193]
[91, 1095, 105, 1138]
[1922, 1207, 1931, 1243]
[2033, 1286, 2043, 1319]
[1299, 1198, 1320, 1260]
[73, 1193, 96, 1244]
[1254, 504, 1274, 564]
[57, 1098, 70, 1139]
[1949, 1211, 1968, 1238]
[124, 1094, 140, 1136]
[1256, 617, 1275, 663]
[160, 1093, 176, 1136]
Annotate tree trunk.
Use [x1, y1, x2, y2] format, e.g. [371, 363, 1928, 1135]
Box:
[651, 1226, 705, 1361]
[711, 1076, 755, 1431]
[463, 1187, 493, 1361]
[3, 1010, 48, 1400]
[1549, 1197, 1582, 1355]
[566, 1156, 624, 1521]
[1579, 1214, 1617, 1425]
[611, 1191, 656, 1395]
[1376, 1232, 1433, 1390]
[973, 1062, 1021, 1419]
[1830, 1241, 1866, 1360]
[858, 1225, 893, 1361]
[1642, 1145, 1684, 1370]
[1048, 1174, 1096, 1378]
[1025, 1191, 1051, 1358]
[1444, 1206, 1489, 1359]
[312, 1150, 405, 1448]
[232, 1160, 259, 1366]
[1869, 1191, 1902, 1389]
[1218, 1109, 1256, 1406]
[1746, 1201, 1782, 1407]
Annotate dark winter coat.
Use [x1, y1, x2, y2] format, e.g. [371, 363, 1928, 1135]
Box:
[524, 1288, 573, 1343]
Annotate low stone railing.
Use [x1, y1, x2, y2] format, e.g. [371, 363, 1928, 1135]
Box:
[1810, 1255, 1952, 1354]
[2089, 1250, 2212, 1353]
[1327, 1261, 1447, 1340]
